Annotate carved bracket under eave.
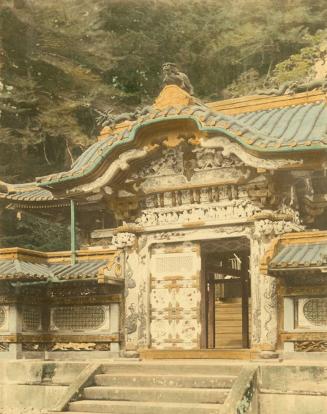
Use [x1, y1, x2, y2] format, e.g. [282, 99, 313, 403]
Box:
[259, 237, 282, 277]
[97, 250, 124, 284]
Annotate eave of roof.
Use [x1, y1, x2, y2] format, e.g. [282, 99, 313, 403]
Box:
[0, 259, 50, 282]
[1, 86, 326, 200]
[35, 99, 327, 188]
[0, 247, 123, 284]
[0, 180, 68, 205]
[268, 231, 327, 275]
[50, 259, 108, 281]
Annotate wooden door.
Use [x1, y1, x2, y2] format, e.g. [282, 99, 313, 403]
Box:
[205, 253, 250, 349]
[150, 242, 201, 350]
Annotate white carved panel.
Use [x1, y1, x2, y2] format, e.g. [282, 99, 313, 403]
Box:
[150, 244, 201, 350]
[137, 199, 261, 228]
[297, 298, 327, 330]
[152, 253, 195, 277]
[50, 305, 110, 333]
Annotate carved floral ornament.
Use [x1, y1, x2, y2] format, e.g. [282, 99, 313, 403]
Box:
[253, 218, 303, 239]
[111, 232, 137, 249]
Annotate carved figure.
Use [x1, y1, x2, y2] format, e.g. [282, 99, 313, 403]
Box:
[162, 62, 194, 95]
[125, 304, 138, 335]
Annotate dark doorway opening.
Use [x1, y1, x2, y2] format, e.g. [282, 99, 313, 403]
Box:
[200, 238, 251, 349]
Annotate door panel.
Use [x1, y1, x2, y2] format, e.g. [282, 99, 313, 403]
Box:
[215, 298, 252, 348]
[150, 243, 201, 350]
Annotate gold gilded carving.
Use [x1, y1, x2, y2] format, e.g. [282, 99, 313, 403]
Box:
[4, 334, 119, 343]
[294, 341, 327, 352]
[154, 85, 197, 109]
[98, 251, 123, 284]
[260, 237, 280, 275]
[23, 342, 113, 351]
[162, 133, 187, 148]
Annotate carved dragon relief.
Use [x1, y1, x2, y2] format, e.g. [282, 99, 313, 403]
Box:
[256, 77, 327, 96]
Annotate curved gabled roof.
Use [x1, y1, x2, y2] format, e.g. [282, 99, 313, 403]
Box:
[35, 96, 327, 188]
[1, 86, 327, 206]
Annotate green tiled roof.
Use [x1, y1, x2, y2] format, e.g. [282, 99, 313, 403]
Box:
[0, 187, 57, 202]
[269, 242, 327, 272]
[35, 100, 327, 187]
[0, 260, 51, 281]
[0, 259, 112, 282]
[50, 260, 108, 281]
[234, 101, 327, 147]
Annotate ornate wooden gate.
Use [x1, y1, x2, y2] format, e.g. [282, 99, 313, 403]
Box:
[149, 242, 201, 350]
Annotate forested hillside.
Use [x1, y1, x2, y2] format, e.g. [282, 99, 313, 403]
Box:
[0, 0, 327, 250]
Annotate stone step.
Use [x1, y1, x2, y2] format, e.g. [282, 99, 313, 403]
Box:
[94, 373, 236, 388]
[101, 363, 242, 376]
[68, 400, 221, 414]
[83, 385, 229, 404]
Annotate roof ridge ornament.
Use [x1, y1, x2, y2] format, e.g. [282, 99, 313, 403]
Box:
[153, 63, 199, 109]
[162, 62, 194, 95]
[256, 76, 327, 96]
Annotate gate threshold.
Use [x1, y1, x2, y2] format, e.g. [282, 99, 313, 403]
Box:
[139, 348, 259, 360]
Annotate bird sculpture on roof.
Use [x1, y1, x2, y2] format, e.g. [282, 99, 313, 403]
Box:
[162, 62, 194, 95]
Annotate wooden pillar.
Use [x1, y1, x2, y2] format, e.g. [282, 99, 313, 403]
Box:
[70, 199, 76, 265]
[207, 273, 215, 349]
[200, 255, 208, 349]
[241, 254, 250, 348]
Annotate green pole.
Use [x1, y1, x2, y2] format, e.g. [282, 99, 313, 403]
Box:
[70, 199, 76, 265]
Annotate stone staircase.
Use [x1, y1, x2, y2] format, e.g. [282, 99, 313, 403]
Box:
[60, 361, 243, 414]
